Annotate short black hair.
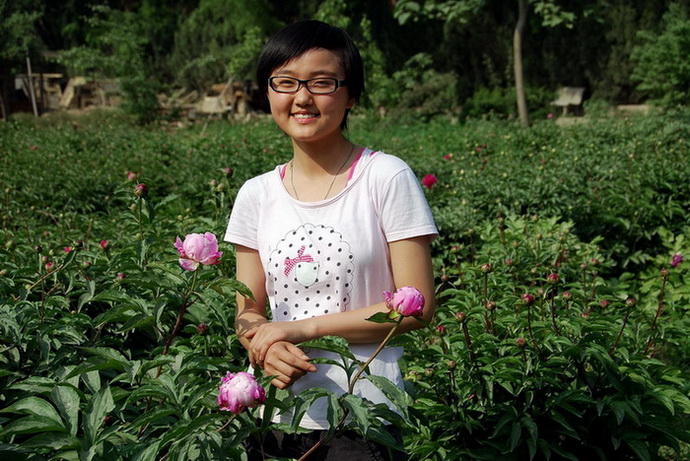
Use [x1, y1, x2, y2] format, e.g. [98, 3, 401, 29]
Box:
[256, 20, 364, 130]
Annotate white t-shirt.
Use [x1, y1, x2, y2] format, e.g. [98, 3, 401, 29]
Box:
[224, 148, 437, 429]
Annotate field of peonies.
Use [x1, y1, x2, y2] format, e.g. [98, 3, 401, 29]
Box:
[1, 108, 689, 460]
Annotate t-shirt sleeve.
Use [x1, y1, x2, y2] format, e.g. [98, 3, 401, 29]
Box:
[379, 166, 438, 242]
[224, 180, 260, 249]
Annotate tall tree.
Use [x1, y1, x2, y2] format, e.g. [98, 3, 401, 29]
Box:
[394, 0, 579, 126]
[0, 0, 43, 119]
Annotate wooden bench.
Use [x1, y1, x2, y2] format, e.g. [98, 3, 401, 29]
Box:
[552, 86, 585, 116]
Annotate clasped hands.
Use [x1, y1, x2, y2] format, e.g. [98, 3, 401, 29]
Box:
[245, 321, 317, 389]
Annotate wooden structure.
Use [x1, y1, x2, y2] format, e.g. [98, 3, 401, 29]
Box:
[552, 87, 586, 116]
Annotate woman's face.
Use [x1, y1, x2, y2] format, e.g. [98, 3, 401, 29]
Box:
[267, 48, 355, 145]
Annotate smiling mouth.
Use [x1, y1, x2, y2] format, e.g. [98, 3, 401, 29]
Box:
[292, 113, 319, 120]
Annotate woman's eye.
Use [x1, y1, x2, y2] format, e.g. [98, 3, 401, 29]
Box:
[311, 80, 330, 87]
[276, 79, 297, 88]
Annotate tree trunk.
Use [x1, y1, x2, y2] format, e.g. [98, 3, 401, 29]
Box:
[513, 0, 530, 127]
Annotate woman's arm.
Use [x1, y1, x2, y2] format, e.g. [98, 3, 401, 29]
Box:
[247, 235, 436, 365]
[234, 245, 316, 388]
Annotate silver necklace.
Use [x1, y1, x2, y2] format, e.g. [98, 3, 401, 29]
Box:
[290, 143, 355, 200]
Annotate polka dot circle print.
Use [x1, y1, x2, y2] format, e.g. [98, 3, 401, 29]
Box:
[267, 223, 354, 321]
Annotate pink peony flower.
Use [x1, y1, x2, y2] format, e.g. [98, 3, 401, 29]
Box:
[174, 232, 223, 271]
[421, 174, 438, 190]
[443, 154, 452, 160]
[100, 240, 110, 251]
[64, 246, 73, 254]
[383, 286, 425, 318]
[671, 252, 684, 268]
[218, 372, 266, 414]
[127, 171, 137, 181]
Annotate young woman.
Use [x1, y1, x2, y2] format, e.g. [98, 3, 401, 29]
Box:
[224, 20, 437, 460]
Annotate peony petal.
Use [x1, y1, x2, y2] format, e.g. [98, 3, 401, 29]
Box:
[179, 258, 199, 271]
[174, 237, 186, 257]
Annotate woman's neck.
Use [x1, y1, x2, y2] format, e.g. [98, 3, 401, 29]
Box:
[291, 137, 354, 177]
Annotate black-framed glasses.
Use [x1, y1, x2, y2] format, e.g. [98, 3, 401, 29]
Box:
[268, 76, 347, 95]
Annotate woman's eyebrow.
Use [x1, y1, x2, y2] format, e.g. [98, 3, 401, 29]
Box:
[272, 68, 340, 77]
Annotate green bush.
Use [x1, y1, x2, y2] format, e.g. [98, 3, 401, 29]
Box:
[402, 215, 690, 460]
[632, 3, 690, 107]
[1, 112, 689, 459]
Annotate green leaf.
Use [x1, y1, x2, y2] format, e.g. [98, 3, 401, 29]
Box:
[340, 394, 372, 433]
[22, 432, 80, 450]
[624, 439, 651, 461]
[0, 415, 67, 437]
[364, 374, 412, 421]
[509, 421, 522, 451]
[84, 386, 115, 446]
[52, 383, 81, 436]
[291, 388, 332, 428]
[128, 406, 178, 430]
[301, 336, 357, 361]
[1, 396, 65, 430]
[365, 312, 397, 324]
[131, 440, 161, 461]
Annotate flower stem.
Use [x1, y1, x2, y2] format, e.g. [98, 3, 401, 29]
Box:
[299, 318, 403, 461]
[610, 305, 633, 356]
[645, 271, 668, 355]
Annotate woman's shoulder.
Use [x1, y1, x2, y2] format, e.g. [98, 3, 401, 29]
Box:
[238, 166, 281, 193]
[361, 150, 412, 175]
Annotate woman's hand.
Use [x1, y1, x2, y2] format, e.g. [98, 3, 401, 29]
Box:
[246, 320, 311, 366]
[262, 340, 317, 389]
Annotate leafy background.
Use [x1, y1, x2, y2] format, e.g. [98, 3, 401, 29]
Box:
[1, 107, 689, 459]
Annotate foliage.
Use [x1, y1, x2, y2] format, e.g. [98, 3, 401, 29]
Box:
[631, 3, 690, 108]
[0, 0, 42, 67]
[170, 0, 278, 91]
[1, 111, 690, 459]
[403, 214, 690, 460]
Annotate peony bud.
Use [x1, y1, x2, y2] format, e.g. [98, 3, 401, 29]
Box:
[670, 252, 684, 268]
[99, 240, 110, 251]
[134, 183, 149, 198]
[116, 272, 126, 281]
[546, 273, 560, 284]
[600, 299, 610, 308]
[197, 323, 209, 335]
[383, 286, 425, 318]
[455, 312, 467, 323]
[522, 293, 535, 305]
[480, 263, 493, 273]
[222, 167, 234, 178]
[174, 232, 223, 271]
[218, 371, 266, 414]
[485, 301, 497, 311]
[447, 360, 456, 370]
[34, 245, 43, 254]
[436, 325, 446, 336]
[625, 297, 636, 307]
[562, 291, 572, 300]
[515, 337, 527, 348]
